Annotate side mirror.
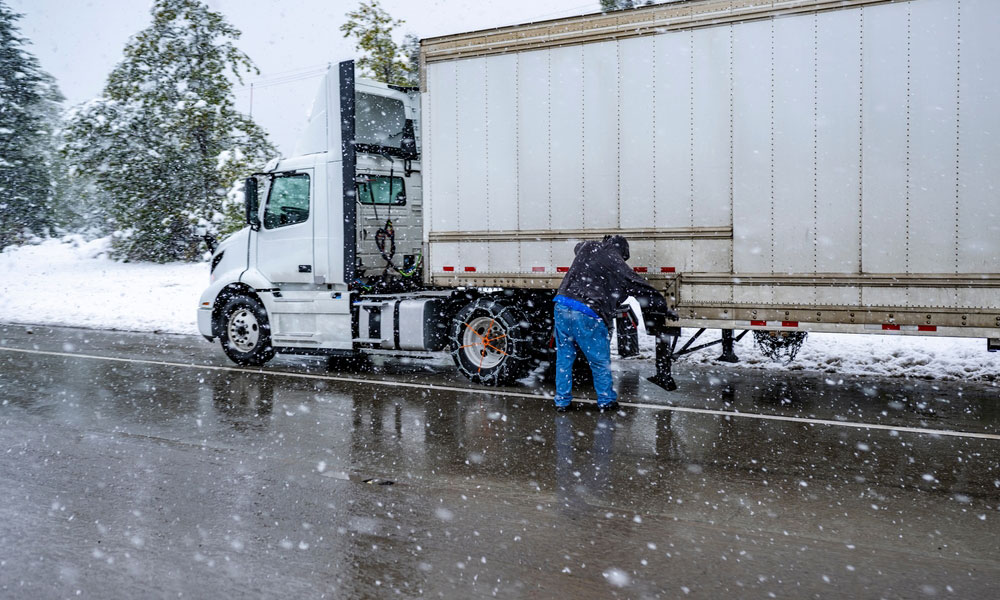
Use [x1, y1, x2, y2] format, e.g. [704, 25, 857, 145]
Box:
[400, 119, 418, 159]
[244, 177, 260, 231]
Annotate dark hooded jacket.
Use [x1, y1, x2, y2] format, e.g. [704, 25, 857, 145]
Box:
[555, 235, 673, 328]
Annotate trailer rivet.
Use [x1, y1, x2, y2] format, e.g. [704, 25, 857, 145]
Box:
[850, 312, 855, 317]
[962, 315, 967, 320]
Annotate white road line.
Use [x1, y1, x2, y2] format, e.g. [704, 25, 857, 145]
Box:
[3, 345, 1000, 442]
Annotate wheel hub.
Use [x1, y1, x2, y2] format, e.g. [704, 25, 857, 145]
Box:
[460, 315, 508, 372]
[227, 308, 260, 353]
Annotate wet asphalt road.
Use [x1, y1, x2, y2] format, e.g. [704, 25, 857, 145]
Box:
[0, 324, 998, 599]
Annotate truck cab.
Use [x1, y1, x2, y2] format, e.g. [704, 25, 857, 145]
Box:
[198, 61, 433, 363]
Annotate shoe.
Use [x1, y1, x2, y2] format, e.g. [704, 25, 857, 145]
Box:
[597, 401, 619, 412]
[555, 403, 572, 412]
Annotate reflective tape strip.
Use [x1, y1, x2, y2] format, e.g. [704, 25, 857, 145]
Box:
[781, 321, 798, 328]
[442, 266, 455, 272]
[557, 267, 569, 273]
[532, 266, 546, 273]
[634, 267, 648, 273]
[661, 267, 676, 273]
[864, 324, 937, 332]
[464, 266, 477, 272]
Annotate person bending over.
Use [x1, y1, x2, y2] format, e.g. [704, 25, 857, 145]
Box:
[552, 235, 674, 411]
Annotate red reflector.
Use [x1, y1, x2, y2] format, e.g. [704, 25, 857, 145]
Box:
[750, 320, 767, 327]
[442, 266, 455, 272]
[660, 267, 676, 273]
[556, 267, 569, 273]
[532, 266, 545, 273]
[882, 324, 900, 331]
[781, 321, 798, 328]
[918, 325, 937, 332]
[464, 266, 477, 272]
[633, 267, 648, 273]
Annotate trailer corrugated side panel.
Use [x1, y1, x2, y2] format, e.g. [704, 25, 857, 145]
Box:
[422, 0, 1000, 335]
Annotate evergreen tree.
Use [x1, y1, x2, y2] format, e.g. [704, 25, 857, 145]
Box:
[62, 0, 276, 262]
[341, 0, 416, 86]
[600, 0, 658, 10]
[401, 34, 420, 88]
[0, 1, 63, 249]
[601, 0, 635, 10]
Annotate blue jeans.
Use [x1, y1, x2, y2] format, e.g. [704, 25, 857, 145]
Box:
[553, 304, 617, 407]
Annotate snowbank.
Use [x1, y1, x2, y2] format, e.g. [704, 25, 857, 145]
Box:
[0, 236, 205, 335]
[1, 236, 997, 381]
[671, 330, 998, 382]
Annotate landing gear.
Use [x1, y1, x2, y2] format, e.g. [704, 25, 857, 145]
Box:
[615, 305, 641, 358]
[647, 329, 681, 391]
[717, 329, 739, 363]
[647, 328, 751, 392]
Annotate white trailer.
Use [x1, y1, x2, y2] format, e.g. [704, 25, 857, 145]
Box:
[199, 0, 1000, 386]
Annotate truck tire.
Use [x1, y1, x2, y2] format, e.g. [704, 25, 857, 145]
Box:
[219, 295, 275, 366]
[450, 297, 532, 385]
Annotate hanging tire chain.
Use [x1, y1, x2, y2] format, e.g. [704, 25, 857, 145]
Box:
[752, 330, 808, 362]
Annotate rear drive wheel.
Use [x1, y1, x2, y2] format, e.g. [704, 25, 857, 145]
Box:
[219, 295, 275, 366]
[450, 298, 531, 385]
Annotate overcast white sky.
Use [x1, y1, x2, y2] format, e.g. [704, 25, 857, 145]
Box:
[11, 0, 599, 154]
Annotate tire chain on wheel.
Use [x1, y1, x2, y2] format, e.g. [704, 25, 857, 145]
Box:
[450, 297, 532, 386]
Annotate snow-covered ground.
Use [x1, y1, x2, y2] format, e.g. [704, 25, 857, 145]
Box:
[0, 236, 205, 335]
[1, 236, 997, 382]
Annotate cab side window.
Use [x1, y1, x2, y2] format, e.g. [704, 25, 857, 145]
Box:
[263, 174, 310, 229]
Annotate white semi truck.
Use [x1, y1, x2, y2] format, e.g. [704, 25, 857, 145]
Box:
[199, 0, 1000, 386]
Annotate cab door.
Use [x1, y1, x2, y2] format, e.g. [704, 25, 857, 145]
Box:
[256, 170, 314, 284]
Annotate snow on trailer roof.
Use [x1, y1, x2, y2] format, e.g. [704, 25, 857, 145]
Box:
[420, 0, 894, 68]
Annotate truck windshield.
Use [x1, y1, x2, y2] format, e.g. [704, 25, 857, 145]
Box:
[356, 92, 406, 149]
[357, 175, 406, 206]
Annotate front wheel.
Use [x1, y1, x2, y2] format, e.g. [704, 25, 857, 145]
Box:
[219, 295, 275, 366]
[450, 297, 532, 385]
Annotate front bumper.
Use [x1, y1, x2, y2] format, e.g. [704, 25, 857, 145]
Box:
[198, 306, 214, 340]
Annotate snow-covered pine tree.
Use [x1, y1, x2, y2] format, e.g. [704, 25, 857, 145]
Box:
[341, 1, 415, 86]
[599, 0, 658, 11]
[62, 0, 276, 262]
[0, 1, 63, 250]
[401, 34, 420, 88]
